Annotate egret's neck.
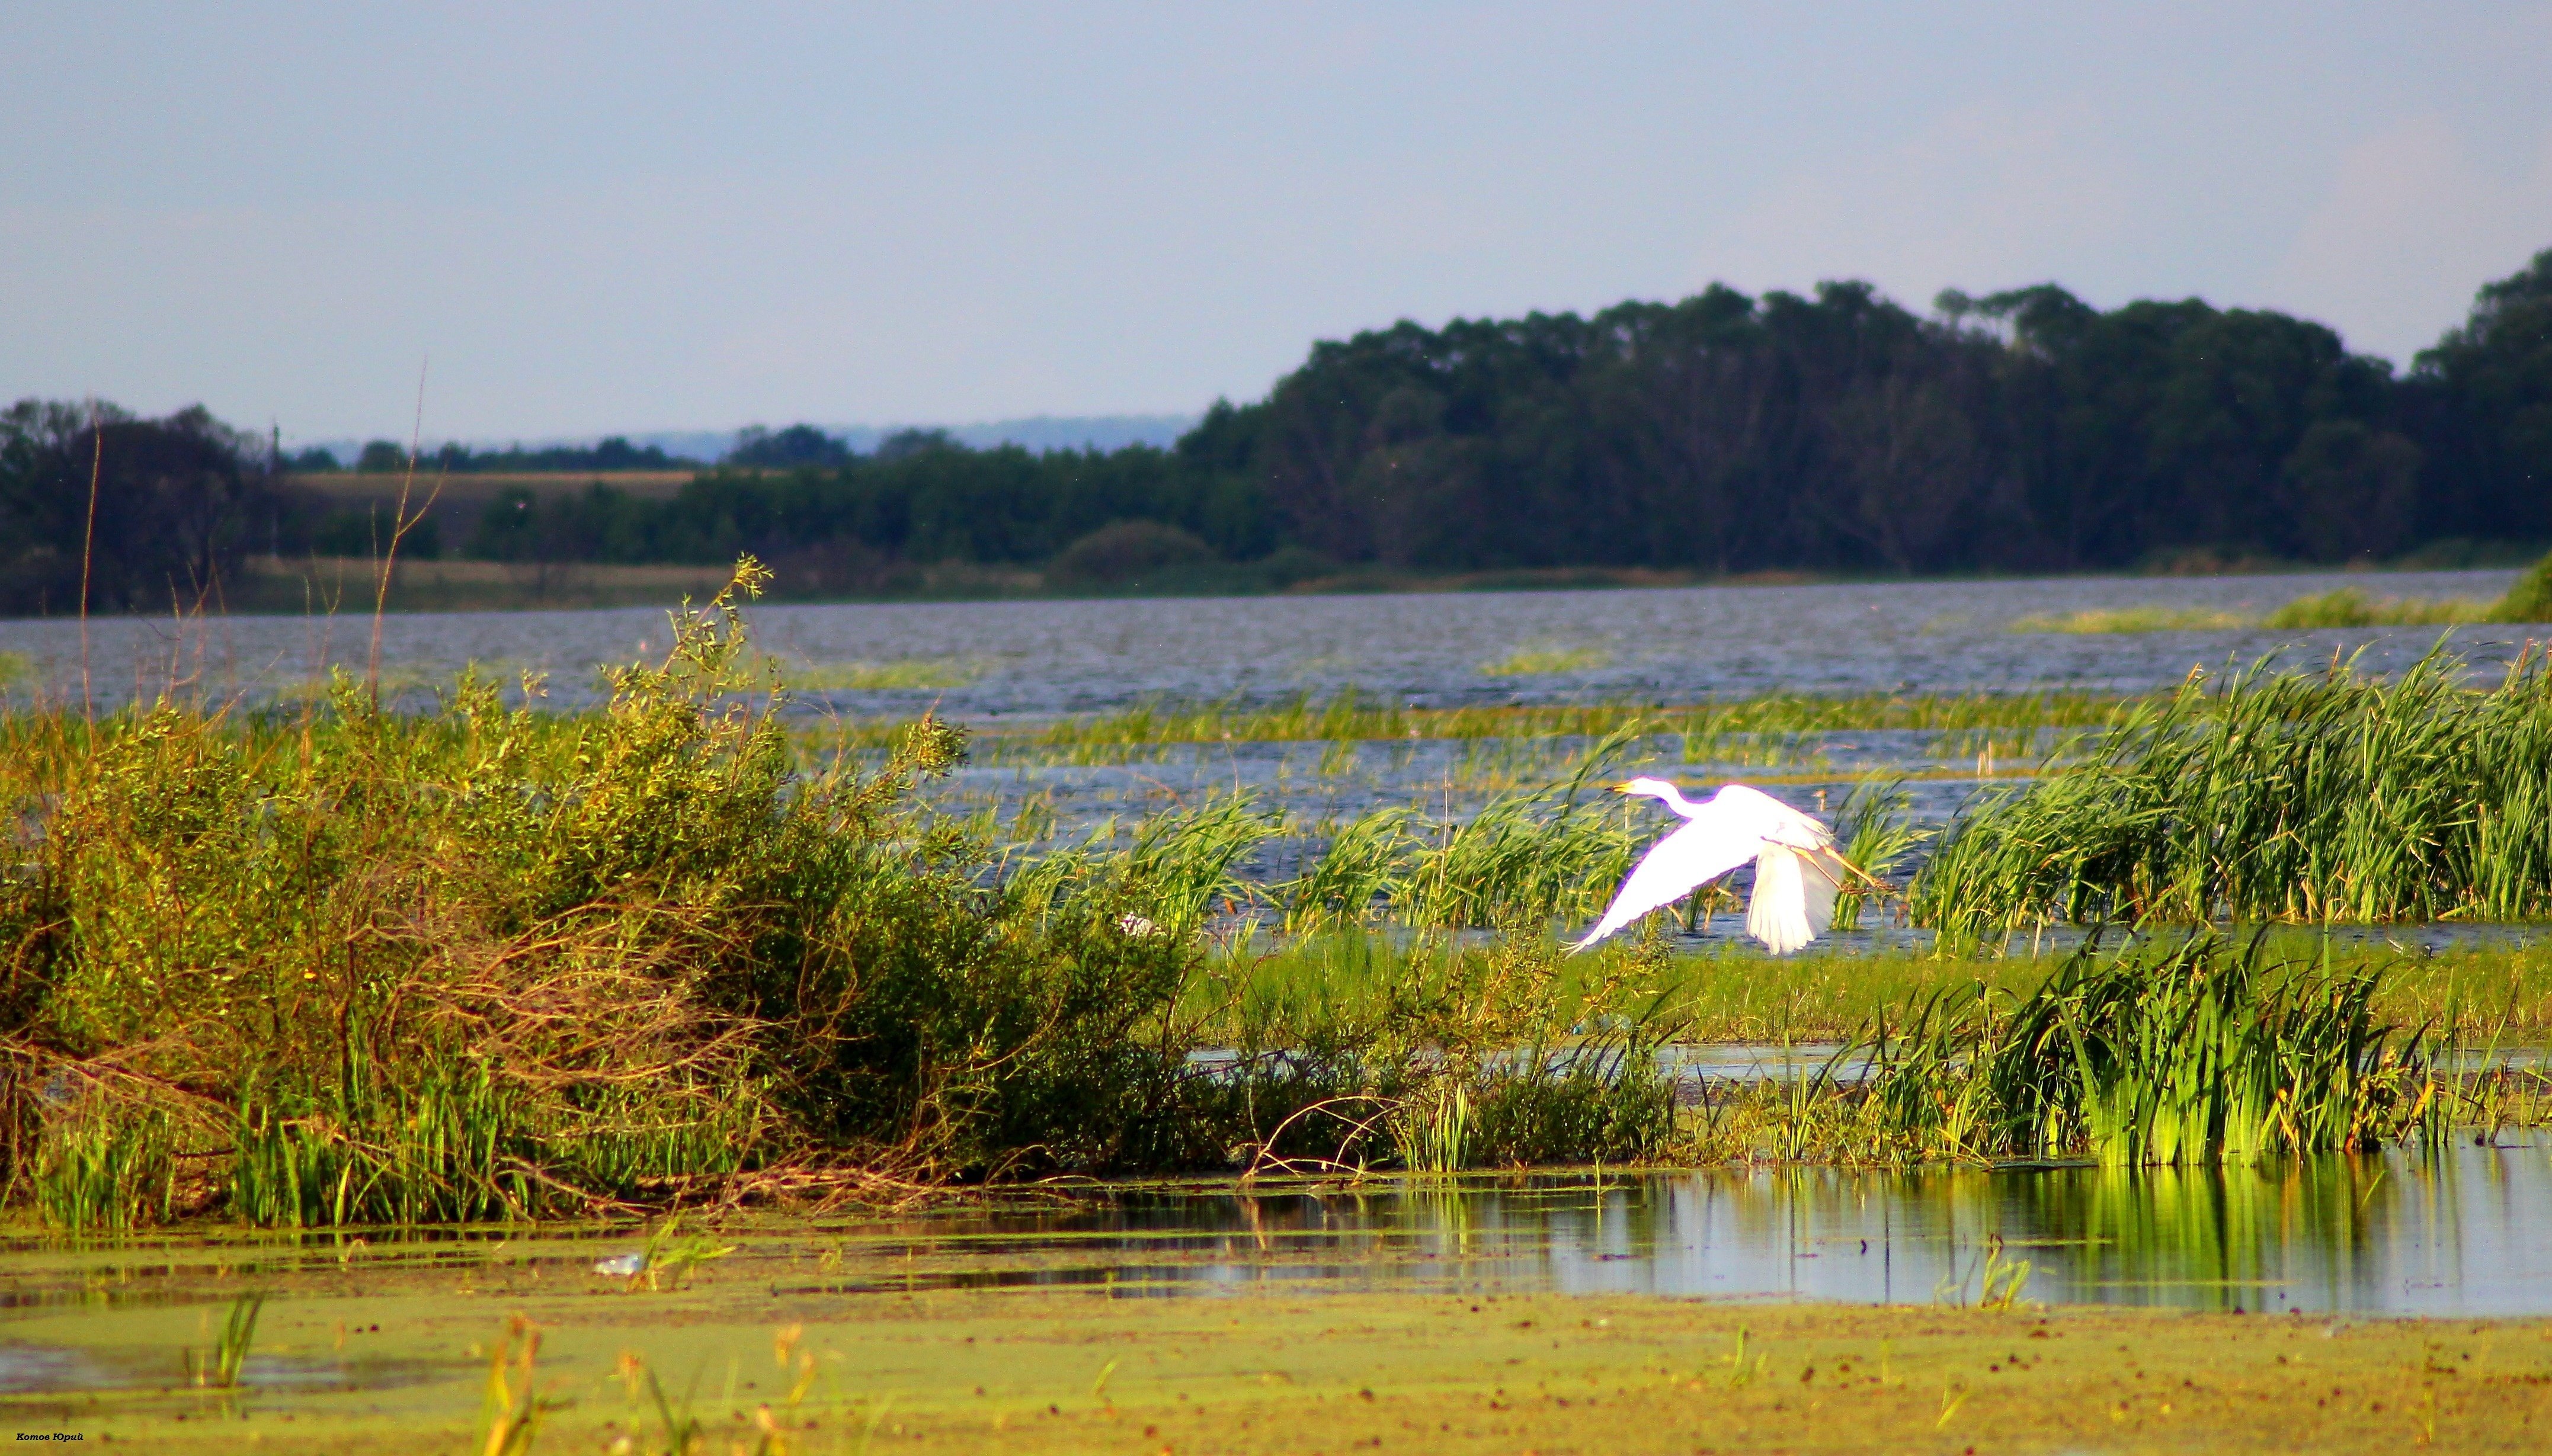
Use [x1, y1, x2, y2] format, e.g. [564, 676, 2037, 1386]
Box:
[1655, 785, 1706, 818]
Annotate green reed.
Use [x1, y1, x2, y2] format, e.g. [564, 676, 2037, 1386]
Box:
[932, 687, 2132, 758]
[1862, 933, 2436, 1165]
[2264, 587, 2493, 629]
[1913, 645, 2552, 941]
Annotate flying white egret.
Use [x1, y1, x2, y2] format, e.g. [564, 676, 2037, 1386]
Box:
[1571, 778, 1866, 955]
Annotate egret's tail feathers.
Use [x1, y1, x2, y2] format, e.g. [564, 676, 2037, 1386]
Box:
[1745, 845, 1846, 955]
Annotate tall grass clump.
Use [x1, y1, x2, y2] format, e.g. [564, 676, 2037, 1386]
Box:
[0, 559, 1212, 1226]
[1266, 723, 1645, 933]
[2264, 588, 2490, 629]
[1203, 925, 1680, 1175]
[2493, 548, 2552, 623]
[1865, 934, 2436, 1165]
[1913, 645, 2552, 941]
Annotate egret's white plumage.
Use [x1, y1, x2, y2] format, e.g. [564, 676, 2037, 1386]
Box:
[1571, 778, 1855, 955]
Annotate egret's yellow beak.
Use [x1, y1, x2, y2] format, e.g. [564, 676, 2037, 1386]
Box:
[1607, 781, 1634, 795]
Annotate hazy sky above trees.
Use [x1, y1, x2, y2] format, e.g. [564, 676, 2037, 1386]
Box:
[6, 2, 2549, 442]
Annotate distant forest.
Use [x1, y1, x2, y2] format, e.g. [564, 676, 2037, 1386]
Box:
[5, 246, 2549, 611]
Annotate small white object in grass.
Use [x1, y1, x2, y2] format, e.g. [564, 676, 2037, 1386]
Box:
[1115, 913, 1160, 937]
[592, 1253, 646, 1277]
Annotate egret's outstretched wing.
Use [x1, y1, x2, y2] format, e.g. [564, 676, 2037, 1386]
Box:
[1569, 803, 1762, 952]
[1712, 783, 1836, 851]
[1746, 843, 1844, 955]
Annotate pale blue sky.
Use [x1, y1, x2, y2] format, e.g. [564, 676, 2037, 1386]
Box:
[6, 2, 2550, 442]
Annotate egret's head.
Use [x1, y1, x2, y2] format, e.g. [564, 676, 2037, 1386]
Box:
[1613, 776, 1683, 803]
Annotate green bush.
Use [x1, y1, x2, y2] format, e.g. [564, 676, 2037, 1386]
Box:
[0, 560, 1208, 1223]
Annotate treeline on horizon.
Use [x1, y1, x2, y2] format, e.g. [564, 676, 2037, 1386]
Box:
[5, 246, 2549, 612]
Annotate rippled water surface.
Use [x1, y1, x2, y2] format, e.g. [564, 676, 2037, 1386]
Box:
[0, 569, 2530, 716]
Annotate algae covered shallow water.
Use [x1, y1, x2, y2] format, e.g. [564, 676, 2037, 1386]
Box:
[7, 1147, 2552, 1449]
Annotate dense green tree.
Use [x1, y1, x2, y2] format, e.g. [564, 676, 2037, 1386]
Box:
[728, 424, 851, 468]
[2410, 247, 2552, 541]
[0, 401, 289, 612]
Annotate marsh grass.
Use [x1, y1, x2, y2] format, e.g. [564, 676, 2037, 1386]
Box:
[944, 688, 2128, 759]
[2009, 606, 2253, 634]
[2263, 588, 2494, 628]
[0, 559, 1250, 1225]
[2009, 573, 2545, 636]
[1480, 643, 1612, 676]
[1914, 645, 2552, 940]
[769, 654, 990, 691]
[1203, 923, 1683, 1175]
[2497, 549, 2552, 623]
[1863, 933, 2435, 1165]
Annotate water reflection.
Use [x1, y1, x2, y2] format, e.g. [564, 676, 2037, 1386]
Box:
[847, 1140, 2552, 1315]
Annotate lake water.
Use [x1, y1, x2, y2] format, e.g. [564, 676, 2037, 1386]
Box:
[0, 567, 2531, 717]
[0, 1143, 2544, 1347]
[840, 1143, 2552, 1317]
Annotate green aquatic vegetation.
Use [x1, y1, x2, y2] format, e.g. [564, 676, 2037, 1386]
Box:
[197, 1291, 265, 1390]
[2009, 583, 2519, 637]
[777, 653, 990, 691]
[1281, 807, 1420, 935]
[473, 1314, 554, 1456]
[1826, 776, 1928, 932]
[1863, 934, 2435, 1165]
[1480, 642, 1611, 676]
[1913, 644, 2552, 938]
[2009, 605, 2252, 633]
[2494, 548, 2552, 623]
[0, 559, 1243, 1226]
[1398, 724, 1644, 929]
[948, 687, 2131, 760]
[1187, 925, 1680, 1174]
[2265, 587, 2492, 629]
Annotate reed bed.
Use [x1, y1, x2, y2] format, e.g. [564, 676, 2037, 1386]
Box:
[2008, 605, 2253, 634]
[1862, 934, 2437, 1165]
[946, 687, 2132, 754]
[2263, 587, 2493, 628]
[2007, 566, 2551, 636]
[1913, 646, 2552, 941]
